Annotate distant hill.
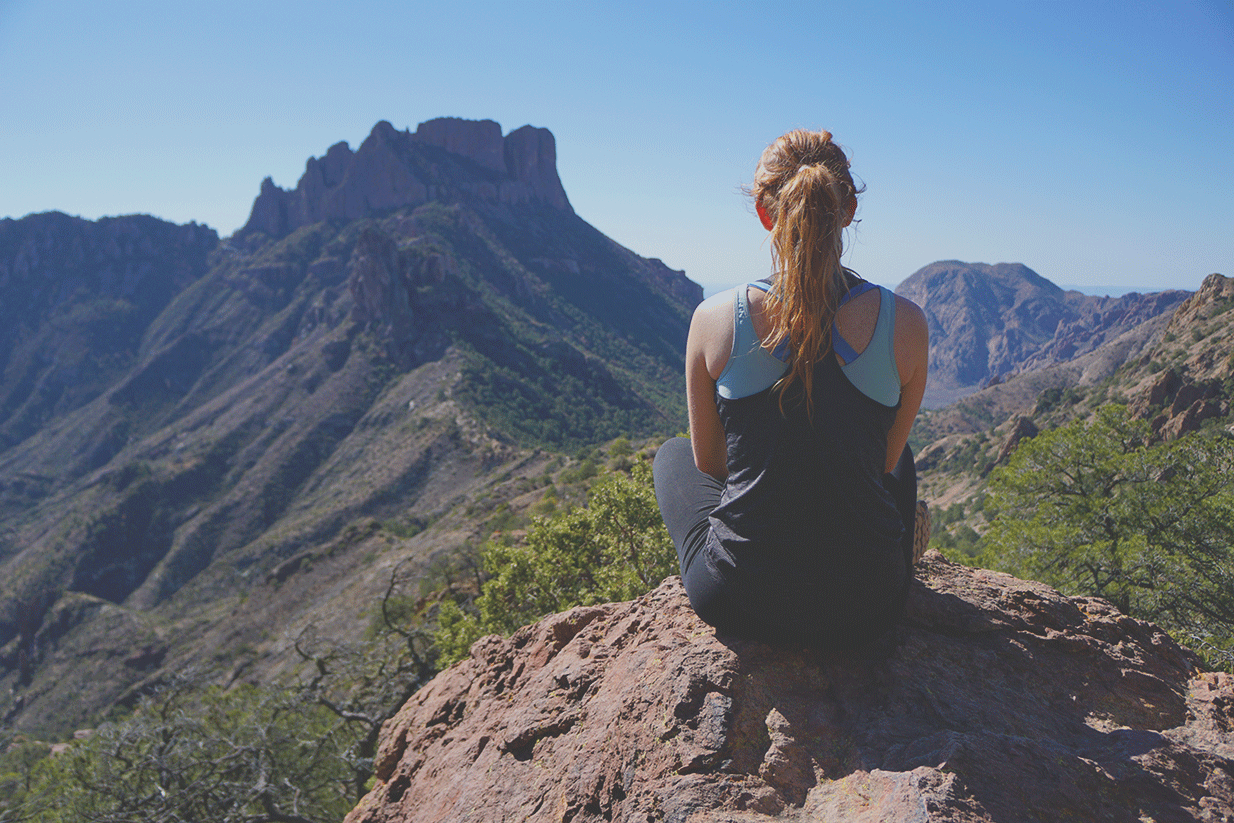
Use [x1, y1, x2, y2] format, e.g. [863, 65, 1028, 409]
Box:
[911, 271, 1232, 545]
[896, 260, 1190, 407]
[0, 117, 701, 734]
[0, 213, 218, 451]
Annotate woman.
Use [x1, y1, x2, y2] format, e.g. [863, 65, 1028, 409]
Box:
[653, 128, 929, 647]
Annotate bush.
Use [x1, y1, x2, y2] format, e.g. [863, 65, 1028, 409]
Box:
[11, 681, 353, 823]
[435, 461, 674, 665]
[983, 406, 1234, 663]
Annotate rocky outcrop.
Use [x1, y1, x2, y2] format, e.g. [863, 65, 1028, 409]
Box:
[1166, 273, 1234, 333]
[994, 414, 1038, 465]
[345, 226, 465, 366]
[350, 555, 1233, 823]
[1125, 274, 1234, 439]
[414, 118, 507, 175]
[896, 261, 1190, 407]
[501, 124, 572, 211]
[240, 118, 573, 239]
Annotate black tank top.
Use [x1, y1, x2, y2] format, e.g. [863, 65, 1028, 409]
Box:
[705, 352, 909, 644]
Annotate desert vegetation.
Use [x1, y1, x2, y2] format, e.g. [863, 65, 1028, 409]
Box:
[981, 407, 1234, 665]
[0, 451, 673, 821]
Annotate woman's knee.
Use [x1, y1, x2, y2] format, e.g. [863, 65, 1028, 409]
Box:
[652, 436, 693, 485]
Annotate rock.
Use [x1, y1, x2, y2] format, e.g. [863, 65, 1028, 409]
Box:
[348, 227, 412, 330]
[1135, 373, 1227, 441]
[415, 118, 507, 175]
[239, 117, 575, 240]
[1165, 273, 1234, 333]
[1159, 398, 1226, 441]
[502, 125, 572, 212]
[349, 555, 1233, 823]
[1132, 367, 1183, 418]
[994, 414, 1038, 465]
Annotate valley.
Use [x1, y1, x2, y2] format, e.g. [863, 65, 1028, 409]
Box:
[1, 115, 1228, 744]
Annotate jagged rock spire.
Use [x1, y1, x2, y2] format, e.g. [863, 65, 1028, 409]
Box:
[239, 117, 573, 239]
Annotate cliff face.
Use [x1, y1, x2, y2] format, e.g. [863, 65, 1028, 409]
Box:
[896, 261, 1190, 407]
[1126, 272, 1234, 440]
[241, 118, 573, 239]
[350, 554, 1233, 823]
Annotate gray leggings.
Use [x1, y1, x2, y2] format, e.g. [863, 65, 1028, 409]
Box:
[652, 436, 916, 643]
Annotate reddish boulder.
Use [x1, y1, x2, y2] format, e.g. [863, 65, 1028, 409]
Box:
[994, 414, 1039, 465]
[347, 554, 1233, 823]
[1133, 367, 1183, 418]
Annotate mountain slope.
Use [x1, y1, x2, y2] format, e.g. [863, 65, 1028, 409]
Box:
[0, 213, 218, 451]
[912, 272, 1232, 546]
[0, 117, 700, 734]
[896, 260, 1190, 407]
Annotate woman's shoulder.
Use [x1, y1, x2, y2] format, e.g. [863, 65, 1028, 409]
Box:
[693, 281, 770, 329]
[695, 287, 736, 314]
[891, 293, 928, 341]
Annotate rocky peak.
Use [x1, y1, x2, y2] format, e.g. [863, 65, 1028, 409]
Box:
[1166, 272, 1234, 334]
[413, 117, 506, 174]
[502, 124, 571, 211]
[239, 117, 573, 240]
[348, 554, 1233, 822]
[896, 261, 1191, 406]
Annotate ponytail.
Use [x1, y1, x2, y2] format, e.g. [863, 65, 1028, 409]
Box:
[750, 130, 862, 416]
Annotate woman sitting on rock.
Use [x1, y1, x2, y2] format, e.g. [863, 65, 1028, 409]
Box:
[654, 128, 929, 647]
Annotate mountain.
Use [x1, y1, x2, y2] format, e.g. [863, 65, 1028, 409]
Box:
[347, 561, 1233, 822]
[0, 117, 701, 734]
[0, 213, 218, 451]
[912, 271, 1232, 548]
[895, 260, 1191, 408]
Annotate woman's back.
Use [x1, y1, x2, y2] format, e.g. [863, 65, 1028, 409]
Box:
[706, 278, 910, 643]
[654, 127, 928, 646]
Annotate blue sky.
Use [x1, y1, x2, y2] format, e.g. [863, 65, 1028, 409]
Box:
[1, 0, 1230, 295]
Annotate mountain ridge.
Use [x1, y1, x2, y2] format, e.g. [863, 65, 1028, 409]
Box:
[896, 259, 1191, 407]
[0, 116, 1219, 742]
[0, 117, 701, 734]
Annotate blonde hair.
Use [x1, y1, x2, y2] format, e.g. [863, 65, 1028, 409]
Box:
[750, 129, 862, 415]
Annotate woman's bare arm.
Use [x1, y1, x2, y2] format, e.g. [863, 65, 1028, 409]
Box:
[886, 295, 929, 474]
[686, 291, 734, 481]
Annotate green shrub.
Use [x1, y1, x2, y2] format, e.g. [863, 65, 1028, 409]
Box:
[435, 461, 674, 665]
[11, 682, 355, 823]
[983, 406, 1234, 666]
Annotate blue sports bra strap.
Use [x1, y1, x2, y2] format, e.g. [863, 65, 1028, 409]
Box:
[732, 283, 757, 356]
[831, 328, 861, 363]
[838, 280, 878, 306]
[831, 281, 876, 360]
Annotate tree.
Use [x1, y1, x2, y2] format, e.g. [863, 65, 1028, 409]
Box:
[6, 559, 438, 822]
[436, 460, 676, 665]
[984, 405, 1234, 661]
[16, 679, 353, 823]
